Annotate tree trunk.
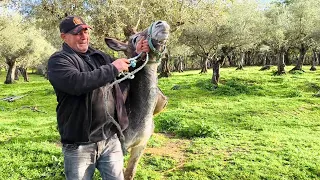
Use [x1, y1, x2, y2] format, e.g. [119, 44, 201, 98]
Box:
[173, 56, 183, 72]
[275, 48, 286, 75]
[5, 59, 17, 84]
[228, 55, 235, 66]
[199, 56, 208, 74]
[236, 52, 245, 70]
[310, 49, 317, 71]
[177, 56, 184, 73]
[246, 51, 252, 66]
[222, 55, 230, 67]
[18, 67, 29, 82]
[14, 68, 20, 81]
[260, 53, 271, 71]
[211, 61, 220, 86]
[183, 56, 188, 70]
[290, 44, 307, 72]
[284, 48, 290, 65]
[159, 53, 171, 77]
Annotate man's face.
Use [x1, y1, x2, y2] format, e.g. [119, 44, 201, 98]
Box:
[61, 28, 90, 53]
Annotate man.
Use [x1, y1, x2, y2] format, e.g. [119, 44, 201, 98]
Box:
[47, 15, 149, 180]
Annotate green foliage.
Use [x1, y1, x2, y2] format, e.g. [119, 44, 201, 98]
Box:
[176, 121, 222, 139]
[179, 1, 228, 57]
[196, 78, 264, 96]
[156, 116, 181, 133]
[289, 70, 304, 75]
[0, 12, 33, 61]
[143, 154, 177, 171]
[226, 0, 263, 50]
[263, 3, 289, 50]
[286, 0, 320, 46]
[5, 0, 320, 69]
[196, 80, 216, 91]
[13, 0, 191, 53]
[147, 134, 167, 148]
[17, 27, 56, 69]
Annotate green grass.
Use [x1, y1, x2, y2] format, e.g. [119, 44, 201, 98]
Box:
[0, 66, 320, 179]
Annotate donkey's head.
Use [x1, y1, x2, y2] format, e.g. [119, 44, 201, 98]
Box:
[105, 20, 170, 62]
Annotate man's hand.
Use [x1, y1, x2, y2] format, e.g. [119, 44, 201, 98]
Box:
[136, 37, 150, 54]
[112, 58, 129, 72]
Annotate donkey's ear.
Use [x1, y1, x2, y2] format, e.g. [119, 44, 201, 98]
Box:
[105, 37, 128, 52]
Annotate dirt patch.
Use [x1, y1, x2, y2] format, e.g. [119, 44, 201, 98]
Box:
[144, 133, 191, 171]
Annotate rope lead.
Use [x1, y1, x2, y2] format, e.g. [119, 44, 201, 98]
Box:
[106, 53, 149, 90]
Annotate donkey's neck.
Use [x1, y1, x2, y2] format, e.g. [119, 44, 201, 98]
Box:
[127, 62, 159, 119]
[131, 62, 158, 91]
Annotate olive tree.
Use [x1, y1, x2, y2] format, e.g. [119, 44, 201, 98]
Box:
[262, 3, 290, 75]
[226, 0, 264, 70]
[0, 12, 33, 84]
[17, 27, 56, 81]
[179, 1, 229, 76]
[0, 11, 55, 83]
[286, 0, 320, 72]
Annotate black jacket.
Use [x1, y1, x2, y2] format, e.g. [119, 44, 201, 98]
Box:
[48, 43, 119, 144]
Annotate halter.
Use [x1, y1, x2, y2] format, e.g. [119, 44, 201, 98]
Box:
[128, 22, 167, 68]
[147, 22, 166, 60]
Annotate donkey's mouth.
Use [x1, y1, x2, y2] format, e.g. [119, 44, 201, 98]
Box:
[156, 30, 170, 43]
[153, 21, 170, 42]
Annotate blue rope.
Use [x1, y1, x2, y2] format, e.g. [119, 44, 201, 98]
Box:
[128, 52, 142, 68]
[107, 53, 150, 90]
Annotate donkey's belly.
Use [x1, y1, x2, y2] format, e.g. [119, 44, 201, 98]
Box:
[124, 116, 155, 149]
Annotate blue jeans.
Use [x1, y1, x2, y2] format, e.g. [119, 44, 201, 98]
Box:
[62, 135, 124, 180]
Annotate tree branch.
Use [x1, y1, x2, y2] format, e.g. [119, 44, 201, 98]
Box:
[134, 0, 144, 30]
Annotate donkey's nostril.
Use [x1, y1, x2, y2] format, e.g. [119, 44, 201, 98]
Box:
[155, 21, 162, 26]
[132, 37, 138, 46]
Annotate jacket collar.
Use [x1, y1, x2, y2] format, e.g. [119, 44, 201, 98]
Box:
[62, 43, 77, 54]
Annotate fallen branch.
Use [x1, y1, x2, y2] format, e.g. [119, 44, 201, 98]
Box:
[1, 90, 35, 102]
[1, 95, 26, 102]
[313, 91, 320, 97]
[16, 106, 47, 114]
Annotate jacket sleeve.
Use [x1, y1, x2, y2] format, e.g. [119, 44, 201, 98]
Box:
[47, 54, 119, 96]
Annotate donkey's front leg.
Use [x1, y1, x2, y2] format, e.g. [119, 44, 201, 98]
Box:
[124, 144, 146, 180]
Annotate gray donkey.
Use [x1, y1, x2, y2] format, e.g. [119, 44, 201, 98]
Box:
[105, 21, 170, 180]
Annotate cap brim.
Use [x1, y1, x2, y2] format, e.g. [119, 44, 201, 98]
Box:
[68, 24, 92, 35]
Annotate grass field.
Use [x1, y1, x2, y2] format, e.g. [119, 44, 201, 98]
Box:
[0, 66, 320, 180]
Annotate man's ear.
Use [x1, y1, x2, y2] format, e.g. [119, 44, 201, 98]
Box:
[60, 33, 66, 40]
[105, 37, 128, 52]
